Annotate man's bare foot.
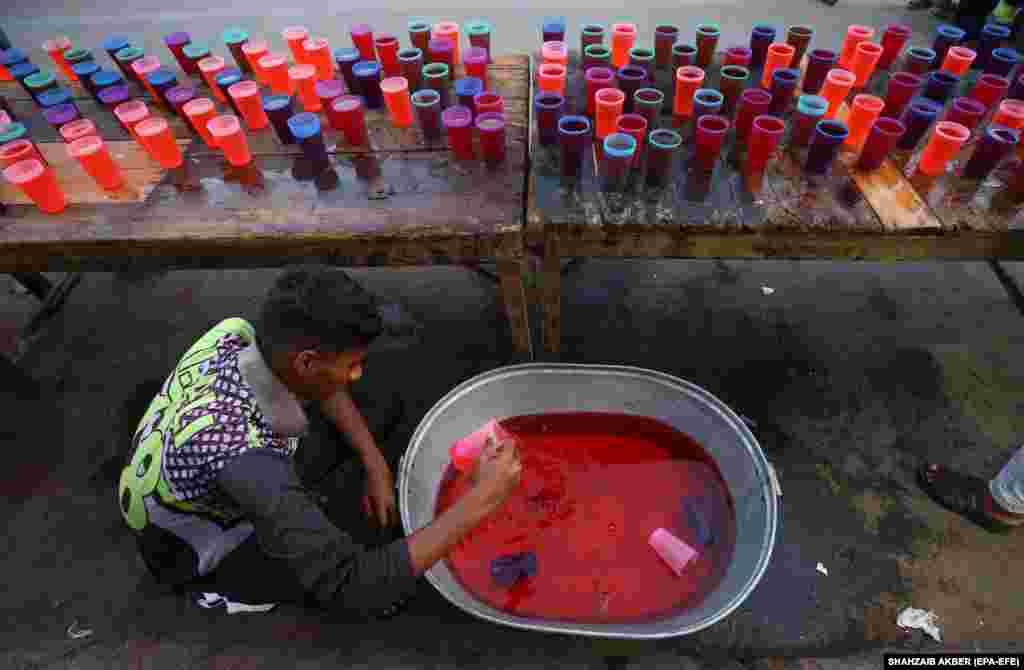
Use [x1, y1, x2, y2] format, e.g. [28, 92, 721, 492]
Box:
[919, 464, 1024, 532]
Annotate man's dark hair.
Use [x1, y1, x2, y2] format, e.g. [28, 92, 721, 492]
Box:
[257, 265, 383, 359]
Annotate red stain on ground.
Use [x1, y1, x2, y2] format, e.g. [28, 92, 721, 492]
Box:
[0, 324, 19, 356]
[271, 621, 322, 644]
[125, 638, 163, 670]
[0, 462, 65, 499]
[175, 288, 194, 305]
[208, 654, 259, 670]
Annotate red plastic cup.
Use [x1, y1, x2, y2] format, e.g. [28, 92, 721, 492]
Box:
[229, 80, 269, 130]
[3, 159, 66, 213]
[474, 92, 504, 115]
[350, 24, 375, 62]
[595, 88, 625, 140]
[883, 71, 923, 120]
[316, 79, 344, 112]
[856, 117, 906, 170]
[538, 63, 567, 96]
[282, 26, 310, 64]
[820, 68, 856, 119]
[433, 21, 461, 65]
[183, 97, 217, 147]
[944, 97, 987, 132]
[259, 53, 291, 96]
[695, 114, 730, 171]
[464, 47, 488, 83]
[542, 41, 569, 66]
[476, 112, 506, 165]
[674, 65, 705, 118]
[838, 25, 874, 71]
[376, 34, 401, 77]
[380, 77, 413, 128]
[918, 121, 969, 176]
[611, 23, 637, 68]
[735, 88, 772, 142]
[616, 113, 648, 167]
[746, 114, 785, 178]
[242, 40, 270, 86]
[993, 99, 1024, 130]
[290, 64, 320, 112]
[761, 43, 796, 89]
[844, 94, 884, 151]
[303, 38, 334, 82]
[132, 56, 163, 100]
[585, 67, 615, 116]
[442, 105, 475, 160]
[941, 46, 976, 77]
[59, 118, 99, 145]
[44, 37, 75, 80]
[330, 95, 369, 146]
[971, 74, 1010, 110]
[114, 100, 151, 142]
[878, 24, 912, 70]
[135, 117, 183, 168]
[207, 114, 251, 166]
[0, 140, 44, 169]
[851, 42, 884, 88]
[67, 135, 124, 190]
[198, 57, 227, 102]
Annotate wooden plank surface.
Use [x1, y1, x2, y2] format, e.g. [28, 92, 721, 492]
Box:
[0, 55, 530, 272]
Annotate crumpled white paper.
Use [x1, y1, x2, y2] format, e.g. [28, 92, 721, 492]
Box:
[761, 286, 775, 296]
[897, 607, 942, 642]
[816, 562, 828, 576]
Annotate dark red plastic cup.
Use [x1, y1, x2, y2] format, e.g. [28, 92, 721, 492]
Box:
[736, 88, 772, 143]
[878, 24, 912, 70]
[971, 73, 1010, 110]
[856, 117, 906, 170]
[616, 113, 648, 167]
[803, 49, 838, 94]
[558, 115, 591, 178]
[695, 114, 730, 172]
[443, 105, 475, 160]
[535, 92, 565, 147]
[746, 114, 785, 178]
[883, 71, 923, 120]
[944, 97, 986, 132]
[962, 125, 1019, 180]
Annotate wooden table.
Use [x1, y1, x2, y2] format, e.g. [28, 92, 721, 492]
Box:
[526, 53, 1024, 355]
[0, 54, 533, 360]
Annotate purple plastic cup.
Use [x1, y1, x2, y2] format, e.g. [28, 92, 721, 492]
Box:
[768, 68, 800, 116]
[922, 71, 960, 105]
[944, 97, 986, 132]
[43, 103, 80, 130]
[558, 115, 591, 179]
[961, 125, 1019, 180]
[617, 66, 647, 113]
[987, 47, 1021, 78]
[535, 92, 565, 147]
[750, 25, 776, 69]
[856, 117, 906, 170]
[898, 97, 942, 151]
[803, 49, 838, 94]
[805, 120, 849, 176]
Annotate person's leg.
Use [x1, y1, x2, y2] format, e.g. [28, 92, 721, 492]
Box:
[919, 446, 1024, 533]
[989, 445, 1024, 515]
[186, 532, 312, 608]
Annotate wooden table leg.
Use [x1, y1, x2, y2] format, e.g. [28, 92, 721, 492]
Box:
[542, 230, 562, 356]
[495, 251, 534, 361]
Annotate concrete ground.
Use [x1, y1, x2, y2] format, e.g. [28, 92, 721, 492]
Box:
[3, 0, 1024, 667]
[2, 259, 1023, 669]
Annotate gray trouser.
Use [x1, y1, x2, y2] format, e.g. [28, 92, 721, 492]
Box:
[990, 446, 1024, 514]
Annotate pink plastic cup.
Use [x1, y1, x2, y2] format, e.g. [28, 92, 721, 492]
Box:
[649, 528, 698, 577]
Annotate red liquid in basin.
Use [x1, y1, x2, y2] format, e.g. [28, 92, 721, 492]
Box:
[435, 412, 736, 623]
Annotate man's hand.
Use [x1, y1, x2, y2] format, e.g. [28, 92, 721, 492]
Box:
[471, 437, 522, 509]
[363, 464, 398, 527]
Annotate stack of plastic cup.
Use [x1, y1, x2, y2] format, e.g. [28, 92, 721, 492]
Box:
[474, 92, 503, 115]
[558, 115, 591, 178]
[0, 140, 45, 169]
[135, 117, 183, 168]
[399, 49, 425, 90]
[288, 112, 331, 173]
[898, 97, 942, 151]
[408, 20, 431, 53]
[180, 44, 207, 76]
[820, 68, 856, 119]
[595, 88, 625, 140]
[611, 23, 637, 68]
[376, 34, 401, 77]
[164, 32, 192, 74]
[223, 28, 251, 74]
[3, 159, 66, 213]
[851, 41, 884, 87]
[987, 47, 1020, 78]
[466, 19, 492, 63]
[428, 39, 454, 68]
[617, 66, 647, 113]
[695, 114, 729, 172]
[183, 97, 217, 147]
[207, 115, 251, 166]
[355, 61, 384, 109]
[260, 54, 290, 96]
[616, 113, 648, 167]
[44, 37, 74, 80]
[992, 99, 1024, 131]
[903, 47, 937, 75]
[477, 112, 506, 166]
[584, 67, 614, 116]
[735, 88, 773, 143]
[464, 47, 488, 84]
[600, 132, 635, 190]
[932, 24, 965, 65]
[263, 95, 295, 144]
[350, 24, 375, 62]
[380, 77, 414, 128]
[917, 121, 969, 176]
[543, 41, 569, 66]
[976, 23, 1011, 72]
[786, 25, 814, 66]
[413, 89, 443, 141]
[856, 117, 906, 170]
[654, 25, 679, 70]
[421, 63, 449, 108]
[838, 25, 874, 70]
[767, 69, 800, 116]
[538, 63, 567, 96]
[68, 135, 124, 190]
[165, 85, 196, 119]
[790, 94, 828, 147]
[878, 24, 912, 70]
[198, 57, 227, 101]
[315, 80, 344, 114]
[720, 66, 749, 118]
[962, 126, 1019, 180]
[433, 22, 461, 65]
[634, 88, 664, 130]
[845, 94, 885, 151]
[725, 46, 753, 68]
[628, 47, 655, 81]
[746, 115, 785, 179]
[695, 24, 720, 69]
[455, 78, 484, 114]
[750, 25, 776, 68]
[672, 44, 697, 69]
[646, 128, 681, 187]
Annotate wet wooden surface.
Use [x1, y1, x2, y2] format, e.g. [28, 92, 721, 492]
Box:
[529, 51, 1024, 353]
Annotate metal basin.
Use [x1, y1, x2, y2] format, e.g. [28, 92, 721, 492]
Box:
[398, 363, 778, 639]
